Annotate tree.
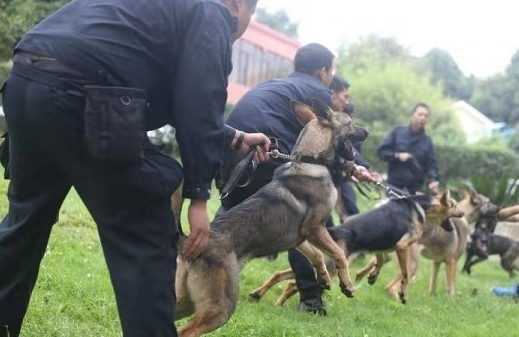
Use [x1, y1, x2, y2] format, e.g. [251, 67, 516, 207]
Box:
[424, 48, 473, 101]
[254, 7, 299, 39]
[0, 0, 70, 61]
[337, 37, 464, 144]
[471, 48, 519, 126]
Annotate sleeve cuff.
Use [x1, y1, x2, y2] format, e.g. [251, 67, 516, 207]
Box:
[183, 186, 212, 200]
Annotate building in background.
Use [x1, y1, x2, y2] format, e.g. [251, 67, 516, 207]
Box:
[227, 20, 300, 104]
[452, 100, 495, 143]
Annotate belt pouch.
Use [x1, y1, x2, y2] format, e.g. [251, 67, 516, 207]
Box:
[83, 85, 146, 162]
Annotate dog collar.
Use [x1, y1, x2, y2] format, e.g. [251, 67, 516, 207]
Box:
[295, 155, 329, 166]
[411, 200, 426, 225]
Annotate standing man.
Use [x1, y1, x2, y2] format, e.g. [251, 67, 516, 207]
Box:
[218, 43, 373, 315]
[329, 75, 380, 222]
[377, 102, 439, 195]
[0, 1, 270, 336]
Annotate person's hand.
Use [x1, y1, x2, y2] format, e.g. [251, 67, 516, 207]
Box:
[183, 199, 210, 261]
[352, 165, 373, 182]
[237, 132, 271, 163]
[370, 171, 383, 183]
[428, 181, 440, 195]
[397, 152, 413, 162]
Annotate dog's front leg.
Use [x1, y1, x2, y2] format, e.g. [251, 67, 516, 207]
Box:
[296, 241, 332, 290]
[429, 261, 441, 295]
[445, 258, 458, 297]
[303, 228, 355, 298]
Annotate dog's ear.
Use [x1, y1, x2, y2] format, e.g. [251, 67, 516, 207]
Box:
[290, 100, 316, 126]
[458, 187, 471, 200]
[311, 97, 334, 124]
[440, 187, 450, 206]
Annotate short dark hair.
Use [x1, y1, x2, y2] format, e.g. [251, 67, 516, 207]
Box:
[329, 75, 350, 93]
[294, 43, 335, 75]
[411, 102, 430, 114]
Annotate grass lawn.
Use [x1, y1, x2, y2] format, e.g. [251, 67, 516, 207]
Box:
[0, 179, 517, 337]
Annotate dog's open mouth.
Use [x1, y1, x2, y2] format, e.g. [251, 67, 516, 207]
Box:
[340, 140, 355, 161]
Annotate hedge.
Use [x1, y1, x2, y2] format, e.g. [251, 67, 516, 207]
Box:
[361, 132, 519, 183]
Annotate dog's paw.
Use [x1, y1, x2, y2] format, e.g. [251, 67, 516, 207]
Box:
[339, 282, 355, 298]
[367, 273, 378, 285]
[248, 292, 261, 302]
[399, 291, 407, 304]
[317, 277, 332, 290]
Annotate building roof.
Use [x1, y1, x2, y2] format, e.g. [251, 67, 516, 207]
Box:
[240, 20, 300, 60]
[452, 100, 494, 126]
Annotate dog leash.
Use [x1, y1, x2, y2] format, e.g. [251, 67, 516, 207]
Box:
[370, 180, 410, 199]
[219, 143, 325, 200]
[369, 180, 426, 223]
[219, 146, 257, 200]
[220, 137, 286, 200]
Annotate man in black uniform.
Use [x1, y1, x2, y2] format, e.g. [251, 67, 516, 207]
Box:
[377, 102, 439, 195]
[218, 43, 373, 315]
[329, 75, 380, 221]
[0, 0, 270, 336]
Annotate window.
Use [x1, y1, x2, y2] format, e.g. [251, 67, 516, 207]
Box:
[230, 40, 293, 87]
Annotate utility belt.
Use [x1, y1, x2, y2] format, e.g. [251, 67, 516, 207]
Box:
[10, 52, 147, 163]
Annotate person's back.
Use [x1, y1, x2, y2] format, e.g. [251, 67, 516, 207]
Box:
[226, 72, 332, 153]
[219, 43, 335, 209]
[0, 1, 269, 336]
[16, 0, 234, 130]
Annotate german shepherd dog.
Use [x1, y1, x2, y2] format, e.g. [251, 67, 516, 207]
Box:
[381, 188, 499, 297]
[248, 190, 463, 305]
[174, 98, 368, 337]
[462, 220, 519, 278]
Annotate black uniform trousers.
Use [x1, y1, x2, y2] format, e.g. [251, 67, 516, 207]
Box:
[0, 70, 182, 337]
[339, 180, 359, 216]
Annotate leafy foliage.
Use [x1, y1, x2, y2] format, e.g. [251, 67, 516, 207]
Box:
[337, 40, 464, 144]
[464, 173, 519, 207]
[425, 48, 474, 101]
[254, 7, 299, 38]
[0, 0, 71, 60]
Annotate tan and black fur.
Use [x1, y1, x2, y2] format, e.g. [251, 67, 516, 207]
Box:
[174, 98, 368, 337]
[382, 188, 499, 297]
[249, 190, 463, 305]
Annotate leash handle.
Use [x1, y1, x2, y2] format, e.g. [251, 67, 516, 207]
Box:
[219, 146, 256, 200]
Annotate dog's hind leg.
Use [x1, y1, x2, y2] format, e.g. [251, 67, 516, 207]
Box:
[303, 228, 355, 298]
[394, 247, 410, 304]
[355, 255, 377, 282]
[274, 281, 298, 306]
[296, 241, 332, 290]
[367, 253, 386, 286]
[178, 257, 239, 337]
[248, 269, 295, 303]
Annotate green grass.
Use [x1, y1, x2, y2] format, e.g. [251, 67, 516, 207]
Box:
[0, 179, 518, 337]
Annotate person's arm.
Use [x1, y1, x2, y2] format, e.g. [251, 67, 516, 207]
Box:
[353, 142, 370, 169]
[377, 127, 400, 162]
[172, 3, 234, 201]
[425, 138, 440, 192]
[169, 3, 235, 260]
